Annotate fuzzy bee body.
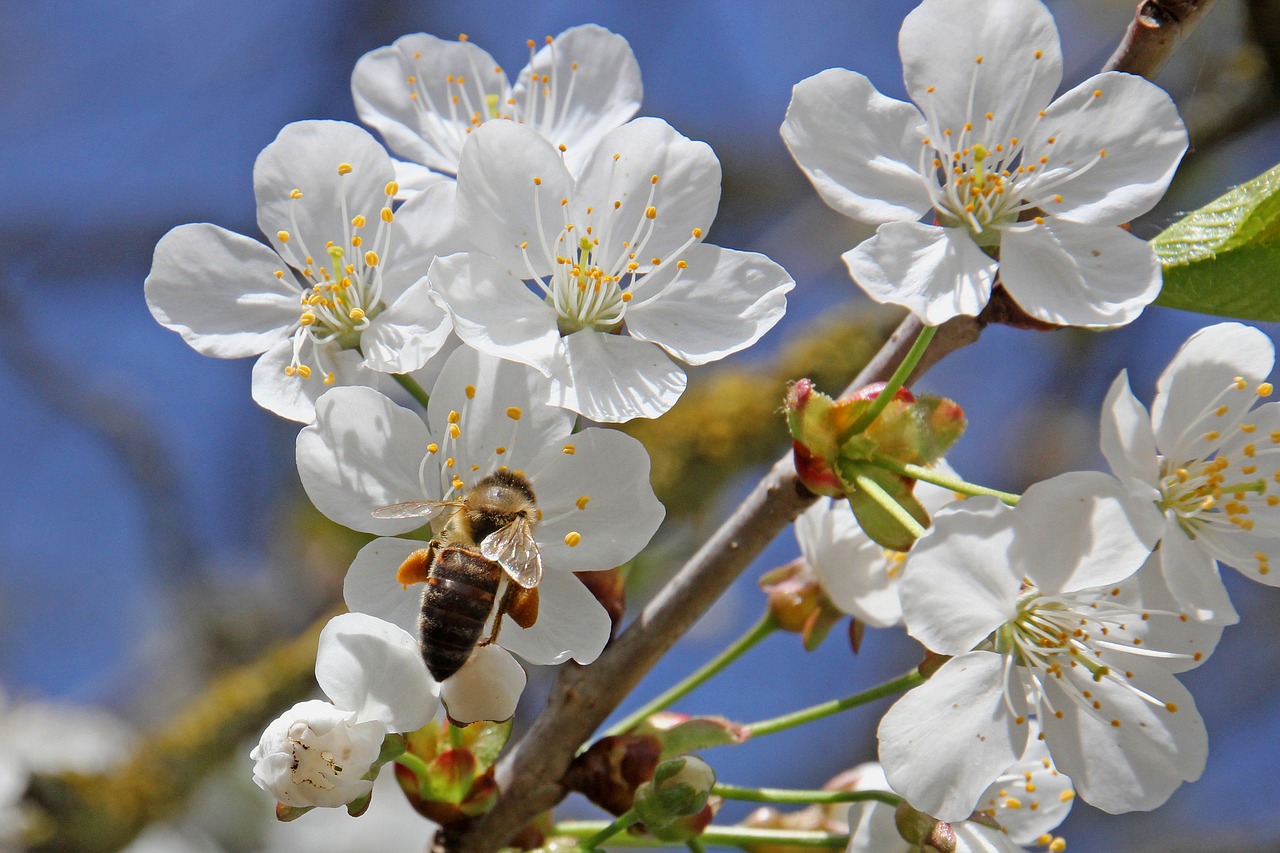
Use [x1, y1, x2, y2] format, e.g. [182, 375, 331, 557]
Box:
[374, 470, 544, 683]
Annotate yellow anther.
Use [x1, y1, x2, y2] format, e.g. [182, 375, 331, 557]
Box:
[352, 214, 366, 228]
[448, 424, 461, 439]
[289, 189, 303, 199]
[381, 207, 394, 223]
[677, 260, 688, 269]
[337, 163, 353, 175]
[351, 236, 363, 247]
[275, 270, 284, 279]
[323, 372, 336, 385]
[645, 205, 657, 219]
[1215, 405, 1229, 417]
[975, 54, 984, 63]
[283, 365, 295, 376]
[1204, 430, 1220, 442]
[564, 531, 582, 547]
[533, 176, 542, 186]
[1034, 49, 1043, 58]
[348, 307, 365, 321]
[296, 364, 313, 379]
[563, 444, 576, 455]
[365, 251, 379, 267]
[1004, 797, 1023, 809]
[299, 311, 317, 326]
[495, 445, 506, 454]
[448, 410, 461, 424]
[1165, 702, 1179, 712]
[277, 230, 290, 243]
[650, 174, 659, 184]
[385, 181, 399, 196]
[465, 384, 476, 399]
[1048, 839, 1066, 853]
[506, 406, 523, 421]
[621, 292, 633, 302]
[1245, 443, 1257, 457]
[575, 496, 590, 510]
[426, 443, 439, 455]
[1260, 382, 1274, 397]
[452, 476, 465, 491]
[1235, 376, 1249, 390]
[1242, 423, 1258, 433]
[1053, 194, 1063, 203]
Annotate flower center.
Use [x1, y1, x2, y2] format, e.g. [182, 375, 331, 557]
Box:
[915, 53, 1110, 243]
[520, 171, 702, 335]
[1156, 376, 1278, 574]
[400, 33, 588, 164]
[286, 721, 353, 792]
[273, 170, 400, 385]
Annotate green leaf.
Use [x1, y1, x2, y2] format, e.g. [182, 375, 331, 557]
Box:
[1154, 161, 1280, 320]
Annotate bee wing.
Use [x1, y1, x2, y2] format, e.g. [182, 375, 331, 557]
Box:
[371, 500, 458, 521]
[481, 519, 543, 589]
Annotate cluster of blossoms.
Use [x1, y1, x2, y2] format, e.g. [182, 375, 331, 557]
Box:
[138, 0, 1276, 850]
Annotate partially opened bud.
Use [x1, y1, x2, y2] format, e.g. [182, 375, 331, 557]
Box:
[563, 734, 663, 815]
[758, 559, 845, 650]
[633, 756, 717, 831]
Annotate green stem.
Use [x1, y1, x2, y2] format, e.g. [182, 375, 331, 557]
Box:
[743, 668, 925, 738]
[554, 822, 848, 850]
[847, 324, 938, 435]
[687, 838, 708, 853]
[602, 613, 778, 738]
[393, 373, 432, 410]
[579, 808, 640, 850]
[712, 784, 901, 808]
[392, 752, 433, 797]
[449, 722, 465, 750]
[851, 473, 926, 539]
[869, 455, 1021, 505]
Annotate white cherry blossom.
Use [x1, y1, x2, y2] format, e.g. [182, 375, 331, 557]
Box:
[296, 346, 664, 722]
[878, 473, 1219, 821]
[352, 24, 642, 191]
[250, 612, 439, 809]
[794, 461, 961, 628]
[1103, 322, 1280, 624]
[781, 0, 1186, 327]
[434, 116, 793, 421]
[146, 120, 455, 422]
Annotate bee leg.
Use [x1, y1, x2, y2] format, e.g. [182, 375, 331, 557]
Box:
[395, 540, 440, 587]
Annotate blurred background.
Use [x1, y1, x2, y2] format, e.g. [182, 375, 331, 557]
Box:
[3, 0, 1280, 850]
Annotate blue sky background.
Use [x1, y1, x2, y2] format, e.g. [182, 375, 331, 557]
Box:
[3, 0, 1280, 849]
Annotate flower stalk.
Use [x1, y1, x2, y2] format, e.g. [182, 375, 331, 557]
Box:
[743, 668, 926, 739]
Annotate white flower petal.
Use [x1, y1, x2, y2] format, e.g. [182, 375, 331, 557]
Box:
[1030, 72, 1187, 225]
[512, 24, 642, 174]
[360, 277, 453, 374]
[251, 339, 375, 423]
[499, 570, 612, 665]
[781, 68, 931, 224]
[1116, 556, 1224, 671]
[796, 498, 903, 628]
[344, 537, 429, 634]
[1100, 371, 1161, 501]
[977, 729, 1074, 845]
[429, 253, 561, 376]
[844, 222, 995, 325]
[1157, 516, 1240, 625]
[1151, 322, 1274, 463]
[390, 159, 453, 198]
[455, 120, 573, 274]
[352, 34, 508, 175]
[426, 345, 574, 477]
[997, 218, 1160, 327]
[528, 427, 665, 572]
[315, 613, 438, 732]
[574, 117, 722, 265]
[899, 0, 1062, 150]
[440, 644, 527, 724]
[548, 330, 687, 422]
[900, 498, 1018, 654]
[252, 700, 382, 809]
[845, 799, 910, 853]
[626, 244, 793, 366]
[145, 223, 299, 358]
[1012, 471, 1153, 594]
[1039, 662, 1206, 814]
[878, 651, 1027, 823]
[254, 121, 393, 262]
[296, 386, 432, 534]
[390, 177, 464, 272]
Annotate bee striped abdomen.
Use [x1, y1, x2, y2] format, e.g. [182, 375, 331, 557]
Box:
[419, 546, 501, 681]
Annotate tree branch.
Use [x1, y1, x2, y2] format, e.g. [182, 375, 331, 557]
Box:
[1104, 0, 1220, 75]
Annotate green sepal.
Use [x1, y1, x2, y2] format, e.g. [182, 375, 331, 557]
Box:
[862, 395, 966, 467]
[345, 791, 373, 818]
[275, 803, 314, 822]
[1153, 161, 1280, 321]
[426, 749, 479, 805]
[633, 714, 750, 758]
[838, 459, 930, 552]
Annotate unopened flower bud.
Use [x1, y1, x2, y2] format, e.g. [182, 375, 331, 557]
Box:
[758, 559, 845, 650]
[563, 734, 663, 815]
[633, 756, 716, 830]
[895, 802, 957, 853]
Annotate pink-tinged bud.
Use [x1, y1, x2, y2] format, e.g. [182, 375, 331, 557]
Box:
[392, 719, 511, 830]
[635, 711, 750, 753]
[791, 440, 844, 497]
[564, 734, 664, 815]
[846, 380, 915, 404]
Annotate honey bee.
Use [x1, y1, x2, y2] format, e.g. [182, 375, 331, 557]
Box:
[372, 470, 542, 681]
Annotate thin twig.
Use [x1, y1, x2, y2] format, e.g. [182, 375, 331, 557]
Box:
[1104, 0, 1220, 75]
